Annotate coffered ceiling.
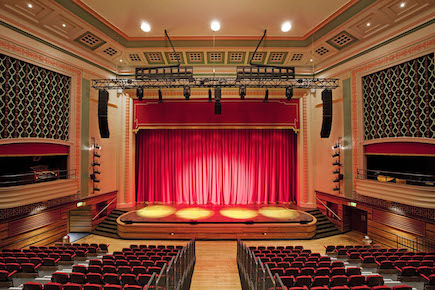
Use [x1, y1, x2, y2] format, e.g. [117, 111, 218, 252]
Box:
[0, 0, 433, 74]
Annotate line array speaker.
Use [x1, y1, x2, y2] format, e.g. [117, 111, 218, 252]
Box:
[98, 89, 110, 138]
[320, 89, 332, 138]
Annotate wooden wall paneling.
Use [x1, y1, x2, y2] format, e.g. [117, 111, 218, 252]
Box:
[69, 206, 92, 232]
[425, 222, 435, 240]
[372, 209, 426, 236]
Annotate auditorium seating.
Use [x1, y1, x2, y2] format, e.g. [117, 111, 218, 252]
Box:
[238, 241, 419, 290]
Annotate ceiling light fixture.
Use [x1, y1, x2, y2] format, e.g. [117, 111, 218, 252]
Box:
[27, 3, 33, 8]
[141, 22, 151, 32]
[281, 21, 292, 32]
[400, 2, 406, 7]
[120, 59, 123, 62]
[366, 23, 371, 27]
[62, 24, 66, 27]
[310, 58, 313, 62]
[210, 20, 220, 32]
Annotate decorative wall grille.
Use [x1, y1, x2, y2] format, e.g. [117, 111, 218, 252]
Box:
[0, 53, 71, 140]
[362, 53, 435, 140]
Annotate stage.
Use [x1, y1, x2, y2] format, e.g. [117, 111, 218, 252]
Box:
[117, 204, 317, 240]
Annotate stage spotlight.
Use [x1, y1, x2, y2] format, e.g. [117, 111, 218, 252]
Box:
[93, 153, 101, 158]
[215, 101, 221, 115]
[332, 153, 340, 158]
[333, 161, 341, 166]
[214, 87, 222, 101]
[92, 162, 100, 166]
[90, 173, 96, 180]
[93, 187, 100, 191]
[208, 89, 212, 102]
[286, 87, 293, 100]
[239, 86, 246, 100]
[183, 86, 190, 100]
[94, 171, 101, 174]
[264, 89, 269, 102]
[94, 145, 101, 150]
[136, 87, 143, 101]
[158, 89, 163, 103]
[333, 187, 340, 191]
[333, 170, 340, 174]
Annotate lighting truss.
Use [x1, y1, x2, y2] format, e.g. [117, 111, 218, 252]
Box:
[92, 76, 339, 90]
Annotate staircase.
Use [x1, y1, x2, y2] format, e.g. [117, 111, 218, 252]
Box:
[307, 209, 341, 239]
[92, 209, 127, 239]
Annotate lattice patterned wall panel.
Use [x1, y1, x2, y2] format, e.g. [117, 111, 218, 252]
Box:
[0, 53, 71, 140]
[362, 53, 435, 140]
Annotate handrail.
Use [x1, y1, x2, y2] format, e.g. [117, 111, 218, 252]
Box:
[395, 233, 435, 252]
[316, 197, 342, 221]
[92, 196, 117, 221]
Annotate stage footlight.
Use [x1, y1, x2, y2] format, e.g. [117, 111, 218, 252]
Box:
[158, 89, 163, 103]
[137, 87, 143, 101]
[264, 89, 269, 102]
[92, 162, 100, 166]
[208, 89, 212, 102]
[286, 87, 293, 100]
[183, 86, 190, 100]
[239, 86, 246, 100]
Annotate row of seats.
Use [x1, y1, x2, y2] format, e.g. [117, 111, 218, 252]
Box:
[278, 274, 385, 288]
[52, 272, 155, 286]
[123, 245, 183, 251]
[261, 260, 345, 270]
[361, 257, 435, 267]
[24, 282, 147, 290]
[72, 264, 164, 275]
[250, 246, 305, 250]
[270, 266, 362, 277]
[259, 256, 332, 265]
[279, 285, 412, 290]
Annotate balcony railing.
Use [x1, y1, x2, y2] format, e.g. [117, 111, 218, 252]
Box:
[357, 169, 435, 187]
[0, 169, 76, 187]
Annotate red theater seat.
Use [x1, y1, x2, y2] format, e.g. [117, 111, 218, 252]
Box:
[43, 282, 63, 290]
[366, 275, 384, 287]
[83, 284, 102, 290]
[137, 274, 153, 286]
[70, 272, 87, 284]
[63, 283, 83, 290]
[330, 275, 348, 287]
[312, 276, 330, 287]
[103, 273, 120, 285]
[23, 282, 43, 290]
[295, 276, 313, 287]
[86, 273, 104, 285]
[348, 275, 366, 287]
[52, 272, 69, 284]
[350, 286, 371, 290]
[280, 276, 294, 288]
[103, 285, 122, 290]
[121, 274, 137, 285]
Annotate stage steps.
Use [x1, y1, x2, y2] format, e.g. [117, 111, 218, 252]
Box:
[307, 209, 341, 239]
[92, 209, 127, 239]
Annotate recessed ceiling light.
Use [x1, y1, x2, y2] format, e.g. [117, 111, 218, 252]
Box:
[62, 24, 66, 27]
[120, 59, 123, 62]
[140, 22, 151, 32]
[210, 20, 220, 32]
[27, 3, 33, 8]
[310, 58, 313, 62]
[400, 2, 406, 7]
[366, 23, 371, 27]
[281, 21, 292, 32]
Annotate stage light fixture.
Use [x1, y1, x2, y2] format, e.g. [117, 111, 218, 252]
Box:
[210, 20, 220, 32]
[333, 143, 340, 149]
[264, 89, 269, 102]
[285, 87, 293, 100]
[92, 162, 100, 166]
[239, 86, 246, 100]
[333, 170, 340, 174]
[93, 179, 100, 183]
[93, 187, 100, 191]
[93, 153, 101, 158]
[94, 171, 101, 174]
[333, 187, 340, 191]
[281, 21, 292, 32]
[137, 87, 144, 101]
[332, 153, 340, 158]
[183, 86, 191, 100]
[214, 87, 222, 101]
[158, 89, 163, 103]
[208, 89, 212, 102]
[94, 145, 101, 150]
[141, 22, 151, 32]
[333, 161, 341, 166]
[90, 173, 96, 180]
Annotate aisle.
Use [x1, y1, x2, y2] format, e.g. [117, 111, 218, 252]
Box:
[190, 241, 242, 290]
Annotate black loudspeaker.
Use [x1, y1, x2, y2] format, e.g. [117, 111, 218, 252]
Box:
[320, 89, 332, 138]
[98, 89, 110, 138]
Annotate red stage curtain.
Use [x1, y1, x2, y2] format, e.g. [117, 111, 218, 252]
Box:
[135, 129, 297, 205]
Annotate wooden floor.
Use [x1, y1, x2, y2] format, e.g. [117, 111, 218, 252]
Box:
[74, 231, 364, 290]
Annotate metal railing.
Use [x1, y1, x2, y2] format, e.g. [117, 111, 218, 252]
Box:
[92, 197, 118, 221]
[357, 169, 435, 187]
[0, 169, 76, 187]
[316, 197, 342, 221]
[396, 234, 435, 252]
[237, 239, 286, 290]
[144, 239, 196, 290]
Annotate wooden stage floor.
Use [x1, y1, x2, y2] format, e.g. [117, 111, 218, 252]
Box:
[117, 204, 317, 240]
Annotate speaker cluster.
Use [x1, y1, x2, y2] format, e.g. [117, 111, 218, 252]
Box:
[98, 90, 110, 138]
[332, 137, 343, 193]
[320, 89, 332, 138]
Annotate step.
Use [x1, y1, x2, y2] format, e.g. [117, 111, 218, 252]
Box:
[316, 219, 332, 225]
[95, 226, 118, 233]
[316, 223, 336, 230]
[92, 230, 120, 239]
[97, 222, 117, 229]
[101, 220, 118, 226]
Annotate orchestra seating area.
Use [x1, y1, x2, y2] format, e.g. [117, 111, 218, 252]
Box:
[0, 241, 195, 290]
[237, 241, 435, 290]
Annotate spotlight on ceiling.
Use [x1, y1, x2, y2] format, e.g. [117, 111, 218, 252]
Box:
[136, 87, 144, 101]
[210, 20, 221, 32]
[285, 87, 293, 100]
[140, 22, 151, 32]
[400, 2, 406, 7]
[183, 86, 191, 100]
[158, 89, 163, 103]
[281, 21, 292, 32]
[27, 3, 33, 8]
[264, 89, 269, 102]
[208, 89, 212, 102]
[239, 86, 246, 100]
